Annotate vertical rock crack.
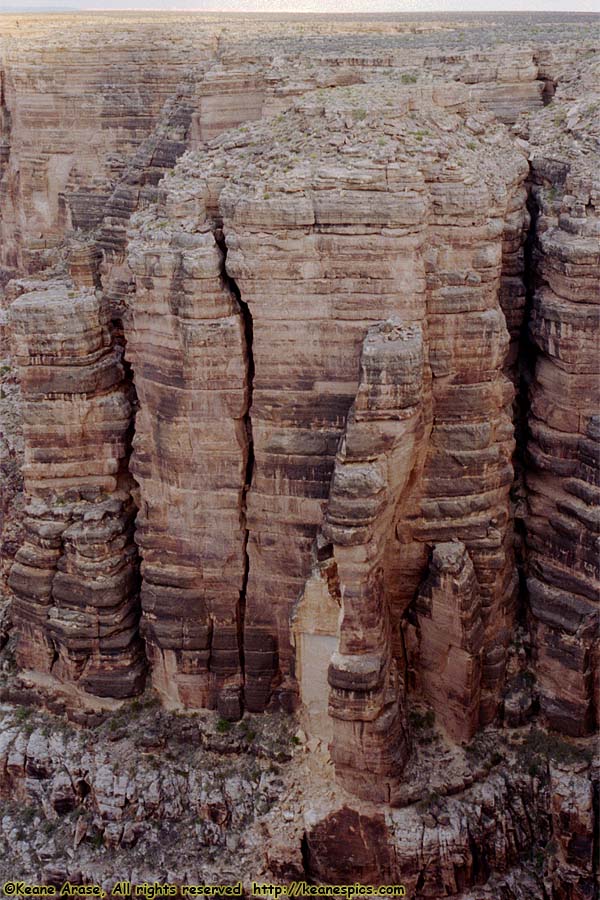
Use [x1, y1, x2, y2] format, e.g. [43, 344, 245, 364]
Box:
[214, 224, 255, 690]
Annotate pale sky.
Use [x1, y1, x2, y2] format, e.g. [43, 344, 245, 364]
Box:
[2, 0, 599, 11]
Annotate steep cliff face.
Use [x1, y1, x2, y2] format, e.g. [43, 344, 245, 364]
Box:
[519, 58, 600, 739]
[0, 14, 598, 898]
[120, 81, 537, 802]
[7, 282, 145, 697]
[0, 18, 218, 275]
[125, 218, 250, 714]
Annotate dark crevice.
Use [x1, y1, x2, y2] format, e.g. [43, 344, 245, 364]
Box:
[512, 172, 542, 630]
[533, 50, 559, 107]
[300, 832, 312, 882]
[592, 773, 599, 888]
[467, 824, 487, 886]
[48, 646, 59, 674]
[540, 79, 556, 105]
[102, 265, 147, 687]
[213, 224, 255, 695]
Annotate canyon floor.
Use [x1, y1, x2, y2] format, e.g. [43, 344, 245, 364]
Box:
[0, 10, 598, 899]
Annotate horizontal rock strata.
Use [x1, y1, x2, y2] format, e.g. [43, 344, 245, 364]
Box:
[0, 21, 597, 859]
[325, 321, 424, 800]
[7, 284, 145, 697]
[522, 62, 600, 738]
[416, 541, 484, 742]
[126, 217, 249, 713]
[121, 83, 531, 785]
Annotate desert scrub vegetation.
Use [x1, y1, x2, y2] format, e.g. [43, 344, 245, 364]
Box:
[515, 728, 593, 775]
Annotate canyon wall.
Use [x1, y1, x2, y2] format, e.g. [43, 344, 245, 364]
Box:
[0, 13, 598, 896]
[522, 57, 600, 740]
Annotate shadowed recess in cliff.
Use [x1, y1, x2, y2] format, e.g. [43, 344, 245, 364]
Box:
[216, 224, 284, 716]
[216, 222, 257, 718]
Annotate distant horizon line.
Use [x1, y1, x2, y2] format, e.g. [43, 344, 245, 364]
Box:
[2, 5, 599, 12]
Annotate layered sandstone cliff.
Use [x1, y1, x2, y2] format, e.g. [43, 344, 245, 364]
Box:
[520, 57, 600, 740]
[0, 12, 598, 899]
[8, 282, 145, 697]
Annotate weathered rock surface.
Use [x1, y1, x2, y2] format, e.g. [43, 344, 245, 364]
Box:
[125, 219, 249, 714]
[519, 57, 600, 739]
[416, 542, 484, 742]
[128, 85, 529, 776]
[325, 321, 423, 799]
[0, 12, 598, 897]
[7, 284, 145, 697]
[0, 702, 594, 900]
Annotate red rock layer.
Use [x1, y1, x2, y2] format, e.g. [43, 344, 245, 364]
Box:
[525, 162, 599, 737]
[220, 133, 434, 714]
[326, 321, 424, 800]
[7, 284, 145, 697]
[393, 146, 527, 730]
[125, 214, 250, 714]
[304, 771, 552, 894]
[416, 542, 484, 741]
[124, 87, 529, 776]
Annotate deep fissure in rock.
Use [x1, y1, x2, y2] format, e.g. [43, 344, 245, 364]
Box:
[511, 170, 542, 630]
[214, 224, 255, 696]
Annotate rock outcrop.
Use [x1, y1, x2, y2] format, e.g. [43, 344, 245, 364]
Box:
[416, 542, 484, 742]
[0, 13, 598, 898]
[8, 283, 145, 697]
[520, 57, 600, 739]
[325, 321, 423, 800]
[125, 217, 249, 715]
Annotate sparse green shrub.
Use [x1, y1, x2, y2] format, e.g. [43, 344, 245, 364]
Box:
[91, 831, 104, 850]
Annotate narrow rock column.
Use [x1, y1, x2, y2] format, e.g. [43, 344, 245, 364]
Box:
[525, 166, 599, 736]
[326, 321, 425, 801]
[411, 156, 528, 728]
[416, 541, 484, 741]
[126, 205, 250, 715]
[8, 284, 145, 697]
